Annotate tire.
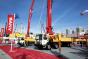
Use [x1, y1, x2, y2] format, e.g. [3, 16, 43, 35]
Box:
[38, 46, 43, 49]
[47, 45, 51, 50]
[54, 43, 58, 49]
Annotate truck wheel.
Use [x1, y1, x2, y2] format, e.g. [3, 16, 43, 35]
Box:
[47, 45, 51, 50]
[38, 46, 43, 49]
[54, 44, 58, 49]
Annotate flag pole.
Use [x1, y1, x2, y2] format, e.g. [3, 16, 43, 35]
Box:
[10, 13, 15, 52]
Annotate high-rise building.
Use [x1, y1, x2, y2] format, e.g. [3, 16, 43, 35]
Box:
[72, 30, 75, 34]
[66, 29, 70, 37]
[76, 27, 85, 37]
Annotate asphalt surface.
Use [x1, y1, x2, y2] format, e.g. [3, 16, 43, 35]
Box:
[0, 44, 88, 59]
[26, 45, 88, 59]
[0, 49, 11, 59]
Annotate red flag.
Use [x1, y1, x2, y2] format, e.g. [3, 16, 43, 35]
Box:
[6, 14, 15, 34]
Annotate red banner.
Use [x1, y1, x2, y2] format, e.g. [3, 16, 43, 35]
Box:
[6, 14, 14, 34]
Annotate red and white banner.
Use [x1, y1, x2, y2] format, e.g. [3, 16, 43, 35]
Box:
[6, 14, 15, 34]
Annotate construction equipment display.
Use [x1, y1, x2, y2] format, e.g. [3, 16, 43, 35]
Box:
[35, 0, 61, 49]
[0, 0, 87, 49]
[24, 0, 35, 46]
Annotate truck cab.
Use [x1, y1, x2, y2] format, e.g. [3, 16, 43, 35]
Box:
[35, 34, 51, 49]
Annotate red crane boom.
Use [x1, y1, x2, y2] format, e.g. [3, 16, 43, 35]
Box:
[46, 0, 53, 35]
[27, 0, 35, 37]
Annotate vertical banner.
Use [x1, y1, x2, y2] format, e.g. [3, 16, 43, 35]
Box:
[6, 14, 15, 34]
[1, 28, 4, 37]
[0, 32, 2, 37]
[0, 28, 4, 37]
[1, 28, 4, 33]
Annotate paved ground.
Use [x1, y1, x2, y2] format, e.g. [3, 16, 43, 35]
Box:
[0, 45, 64, 59]
[26, 45, 88, 59]
[0, 49, 11, 59]
[0, 44, 88, 59]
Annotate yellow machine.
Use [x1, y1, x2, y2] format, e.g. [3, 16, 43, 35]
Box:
[24, 34, 36, 46]
[60, 35, 87, 47]
[35, 33, 62, 49]
[15, 32, 36, 46]
[49, 33, 87, 47]
[49, 33, 62, 48]
[24, 36, 36, 46]
[15, 32, 25, 38]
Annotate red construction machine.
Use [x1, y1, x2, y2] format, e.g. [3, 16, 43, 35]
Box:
[26, 0, 35, 37]
[35, 0, 61, 50]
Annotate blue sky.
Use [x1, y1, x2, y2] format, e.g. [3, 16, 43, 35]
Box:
[0, 0, 88, 34]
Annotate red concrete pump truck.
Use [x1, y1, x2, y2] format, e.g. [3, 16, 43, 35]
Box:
[35, 0, 61, 50]
[26, 0, 35, 37]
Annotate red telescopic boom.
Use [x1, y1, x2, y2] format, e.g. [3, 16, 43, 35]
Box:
[46, 0, 53, 35]
[27, 0, 35, 37]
